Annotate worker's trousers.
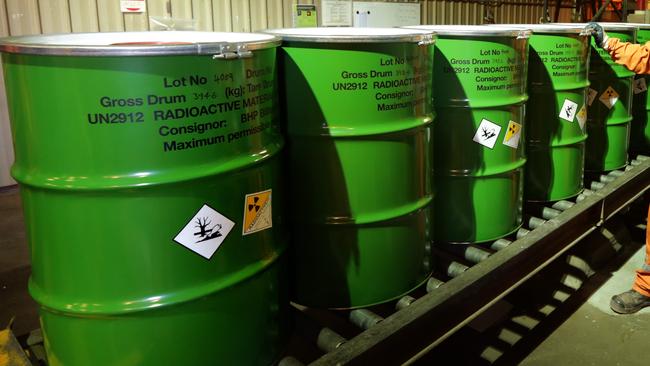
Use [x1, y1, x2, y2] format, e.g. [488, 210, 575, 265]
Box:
[633, 205, 650, 297]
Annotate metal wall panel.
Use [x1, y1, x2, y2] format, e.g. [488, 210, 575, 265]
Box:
[420, 0, 554, 25]
[171, 0, 193, 19]
[0, 2, 10, 37]
[420, 1, 427, 23]
[39, 0, 72, 33]
[6, 0, 41, 36]
[70, 0, 100, 32]
[147, 0, 171, 29]
[483, 1, 549, 24]
[558, 7, 574, 22]
[282, 0, 293, 27]
[0, 2, 588, 45]
[96, 0, 124, 32]
[421, 0, 484, 25]
[213, 0, 233, 31]
[267, 0, 284, 29]
[192, 0, 214, 31]
[148, 0, 172, 19]
[473, 3, 481, 23]
[251, 0, 269, 31]
[232, 0, 252, 32]
[124, 11, 149, 31]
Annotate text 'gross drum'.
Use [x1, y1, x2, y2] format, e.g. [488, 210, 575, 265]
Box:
[266, 27, 435, 308]
[0, 32, 288, 366]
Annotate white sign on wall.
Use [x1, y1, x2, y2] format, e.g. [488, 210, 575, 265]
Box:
[120, 0, 146, 13]
[352, 2, 420, 27]
[322, 0, 353, 26]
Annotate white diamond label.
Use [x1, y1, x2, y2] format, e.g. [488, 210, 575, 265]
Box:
[473, 119, 502, 149]
[502, 120, 522, 149]
[634, 78, 647, 94]
[599, 86, 619, 109]
[587, 88, 598, 106]
[173, 204, 235, 259]
[576, 104, 587, 131]
[559, 99, 578, 122]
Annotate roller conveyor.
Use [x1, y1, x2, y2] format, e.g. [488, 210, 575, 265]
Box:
[280, 155, 650, 366]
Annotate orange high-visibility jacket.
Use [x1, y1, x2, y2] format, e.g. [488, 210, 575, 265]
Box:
[604, 39, 650, 296]
[606, 38, 650, 74]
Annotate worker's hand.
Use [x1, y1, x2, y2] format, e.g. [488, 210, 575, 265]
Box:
[586, 22, 608, 49]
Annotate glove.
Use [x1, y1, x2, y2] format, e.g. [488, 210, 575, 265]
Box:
[586, 22, 609, 49]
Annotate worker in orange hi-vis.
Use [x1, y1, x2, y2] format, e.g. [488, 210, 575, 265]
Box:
[586, 22, 650, 314]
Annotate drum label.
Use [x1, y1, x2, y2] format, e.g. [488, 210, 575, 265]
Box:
[599, 86, 619, 109]
[173, 204, 235, 259]
[81, 60, 277, 155]
[559, 99, 578, 122]
[472, 119, 501, 149]
[576, 105, 587, 131]
[587, 88, 598, 106]
[242, 189, 272, 236]
[634, 78, 647, 94]
[502, 120, 522, 149]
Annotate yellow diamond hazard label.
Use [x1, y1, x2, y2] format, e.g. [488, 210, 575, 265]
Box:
[599, 86, 619, 109]
[242, 189, 272, 236]
[502, 120, 522, 149]
[576, 104, 587, 131]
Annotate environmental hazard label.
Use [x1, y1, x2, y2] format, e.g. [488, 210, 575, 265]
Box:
[587, 88, 598, 106]
[502, 120, 522, 149]
[634, 77, 648, 94]
[242, 189, 272, 236]
[599, 86, 619, 109]
[472, 119, 501, 149]
[576, 105, 587, 131]
[559, 99, 578, 122]
[173, 204, 235, 259]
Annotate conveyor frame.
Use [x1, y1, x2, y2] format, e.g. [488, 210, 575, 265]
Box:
[309, 157, 650, 366]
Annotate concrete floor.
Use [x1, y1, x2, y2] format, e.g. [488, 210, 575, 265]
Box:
[521, 233, 650, 366]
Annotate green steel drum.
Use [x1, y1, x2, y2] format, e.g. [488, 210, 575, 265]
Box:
[508, 24, 590, 202]
[585, 23, 636, 171]
[265, 28, 435, 308]
[629, 23, 650, 154]
[0, 32, 288, 366]
[406, 25, 530, 243]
